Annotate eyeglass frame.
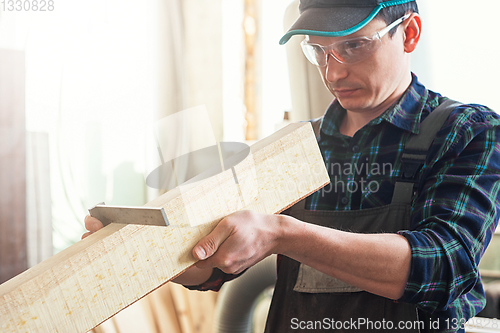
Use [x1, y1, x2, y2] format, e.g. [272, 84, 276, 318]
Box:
[300, 13, 411, 66]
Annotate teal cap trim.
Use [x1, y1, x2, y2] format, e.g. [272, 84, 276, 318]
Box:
[279, 0, 415, 45]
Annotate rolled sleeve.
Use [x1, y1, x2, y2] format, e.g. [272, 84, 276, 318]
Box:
[399, 108, 500, 315]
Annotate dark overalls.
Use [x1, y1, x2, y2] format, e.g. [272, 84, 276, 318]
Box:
[264, 99, 460, 333]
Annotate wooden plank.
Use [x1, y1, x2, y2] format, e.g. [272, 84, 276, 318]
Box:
[0, 122, 329, 333]
[0, 48, 27, 284]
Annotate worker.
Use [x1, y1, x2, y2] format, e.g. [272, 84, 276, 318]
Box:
[84, 0, 500, 332]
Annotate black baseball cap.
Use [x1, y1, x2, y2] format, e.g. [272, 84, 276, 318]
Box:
[280, 0, 416, 45]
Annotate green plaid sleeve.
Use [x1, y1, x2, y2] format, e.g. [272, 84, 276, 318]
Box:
[398, 105, 500, 330]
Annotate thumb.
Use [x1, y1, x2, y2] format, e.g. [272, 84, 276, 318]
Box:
[193, 222, 232, 260]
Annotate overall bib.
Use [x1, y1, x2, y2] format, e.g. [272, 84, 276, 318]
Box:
[264, 99, 460, 333]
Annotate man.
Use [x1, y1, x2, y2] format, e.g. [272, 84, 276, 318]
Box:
[85, 1, 500, 331]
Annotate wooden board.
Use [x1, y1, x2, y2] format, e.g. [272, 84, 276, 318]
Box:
[0, 122, 329, 333]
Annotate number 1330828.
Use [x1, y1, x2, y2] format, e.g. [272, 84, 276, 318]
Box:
[1, 0, 54, 11]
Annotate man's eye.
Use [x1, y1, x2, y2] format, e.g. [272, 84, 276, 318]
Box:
[344, 39, 368, 50]
[337, 39, 373, 58]
[312, 45, 323, 53]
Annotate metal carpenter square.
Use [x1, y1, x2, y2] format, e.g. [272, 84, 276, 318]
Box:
[89, 203, 169, 227]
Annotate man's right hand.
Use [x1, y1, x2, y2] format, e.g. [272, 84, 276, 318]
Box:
[81, 214, 213, 286]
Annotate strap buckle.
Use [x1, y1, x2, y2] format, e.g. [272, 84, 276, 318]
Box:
[400, 158, 424, 181]
[392, 153, 426, 205]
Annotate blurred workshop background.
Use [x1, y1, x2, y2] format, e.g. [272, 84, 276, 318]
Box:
[0, 0, 499, 332]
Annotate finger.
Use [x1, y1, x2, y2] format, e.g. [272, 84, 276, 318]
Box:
[84, 215, 104, 232]
[81, 231, 93, 239]
[196, 253, 247, 274]
[195, 255, 241, 272]
[194, 254, 225, 270]
[192, 220, 233, 261]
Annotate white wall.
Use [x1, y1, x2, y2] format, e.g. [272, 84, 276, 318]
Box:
[0, 0, 160, 251]
[412, 0, 500, 111]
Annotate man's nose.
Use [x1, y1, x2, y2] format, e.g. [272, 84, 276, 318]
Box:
[325, 53, 348, 83]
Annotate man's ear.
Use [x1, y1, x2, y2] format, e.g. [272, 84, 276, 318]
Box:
[403, 13, 421, 53]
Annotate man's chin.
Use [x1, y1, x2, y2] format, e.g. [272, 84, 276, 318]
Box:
[336, 99, 366, 113]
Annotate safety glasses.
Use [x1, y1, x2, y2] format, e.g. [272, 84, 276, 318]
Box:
[301, 13, 411, 66]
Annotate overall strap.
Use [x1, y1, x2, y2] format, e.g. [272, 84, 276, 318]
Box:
[391, 99, 462, 204]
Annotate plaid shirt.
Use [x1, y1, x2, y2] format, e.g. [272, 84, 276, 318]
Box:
[188, 75, 500, 332]
[306, 74, 500, 331]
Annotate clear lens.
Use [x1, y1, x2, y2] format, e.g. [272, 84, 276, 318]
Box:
[301, 42, 324, 66]
[337, 37, 380, 63]
[301, 37, 381, 66]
